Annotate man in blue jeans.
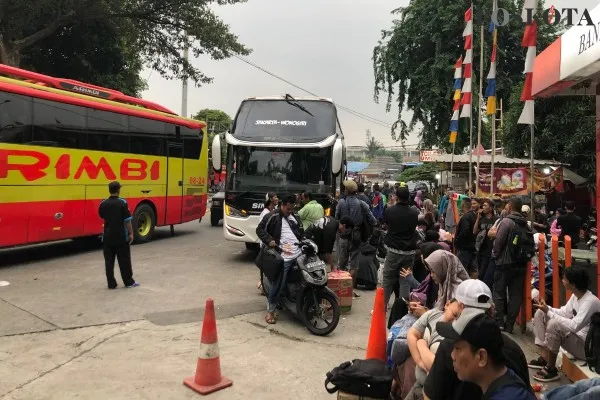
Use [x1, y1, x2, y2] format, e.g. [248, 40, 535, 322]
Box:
[256, 195, 303, 324]
[542, 378, 600, 399]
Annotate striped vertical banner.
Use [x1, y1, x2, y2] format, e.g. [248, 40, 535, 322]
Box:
[518, 0, 537, 125]
[460, 5, 473, 118]
[485, 0, 498, 115]
[449, 56, 462, 143]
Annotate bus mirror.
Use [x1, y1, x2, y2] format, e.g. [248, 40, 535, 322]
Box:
[212, 134, 221, 171]
[331, 138, 343, 175]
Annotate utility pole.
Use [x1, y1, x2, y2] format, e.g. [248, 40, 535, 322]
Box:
[181, 35, 189, 118]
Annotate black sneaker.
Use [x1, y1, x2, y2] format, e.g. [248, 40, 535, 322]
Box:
[528, 356, 547, 369]
[533, 366, 560, 382]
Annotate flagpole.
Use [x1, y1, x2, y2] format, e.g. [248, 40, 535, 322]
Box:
[476, 19, 484, 196]
[530, 124, 535, 221]
[450, 142, 455, 187]
[469, 4, 474, 196]
[490, 110, 495, 197]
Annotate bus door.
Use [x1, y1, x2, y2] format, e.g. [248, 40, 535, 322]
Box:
[165, 140, 184, 225]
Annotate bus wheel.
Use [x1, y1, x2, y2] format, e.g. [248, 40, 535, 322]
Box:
[132, 204, 156, 244]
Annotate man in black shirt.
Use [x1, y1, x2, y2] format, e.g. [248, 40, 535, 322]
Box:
[381, 186, 419, 307]
[98, 181, 138, 289]
[424, 280, 531, 400]
[356, 183, 371, 204]
[455, 197, 478, 277]
[532, 206, 549, 235]
[557, 201, 582, 245]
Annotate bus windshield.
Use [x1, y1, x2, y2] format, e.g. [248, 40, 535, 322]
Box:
[232, 99, 336, 141]
[227, 146, 332, 192]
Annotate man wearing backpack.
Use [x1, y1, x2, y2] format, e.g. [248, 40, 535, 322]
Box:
[529, 266, 600, 382]
[335, 180, 378, 297]
[491, 197, 534, 334]
[436, 308, 536, 400]
[423, 279, 533, 400]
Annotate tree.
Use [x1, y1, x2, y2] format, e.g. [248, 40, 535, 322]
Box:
[194, 109, 232, 163]
[0, 0, 250, 86]
[372, 0, 556, 150]
[193, 109, 233, 133]
[20, 19, 146, 96]
[398, 163, 439, 183]
[503, 83, 596, 183]
[366, 129, 383, 160]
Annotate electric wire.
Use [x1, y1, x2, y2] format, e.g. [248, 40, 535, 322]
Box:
[233, 55, 394, 129]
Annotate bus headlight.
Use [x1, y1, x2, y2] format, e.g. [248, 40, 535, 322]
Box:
[225, 204, 248, 218]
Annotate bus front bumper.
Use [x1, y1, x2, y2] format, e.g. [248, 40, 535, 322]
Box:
[223, 214, 261, 243]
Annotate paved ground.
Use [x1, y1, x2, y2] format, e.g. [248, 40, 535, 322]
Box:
[0, 214, 569, 399]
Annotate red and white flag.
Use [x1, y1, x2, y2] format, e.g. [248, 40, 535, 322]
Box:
[518, 0, 537, 125]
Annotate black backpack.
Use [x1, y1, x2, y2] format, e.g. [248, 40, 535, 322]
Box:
[482, 370, 534, 400]
[506, 215, 536, 264]
[585, 312, 600, 372]
[324, 358, 393, 399]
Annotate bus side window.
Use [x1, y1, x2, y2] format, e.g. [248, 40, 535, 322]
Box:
[87, 109, 128, 133]
[130, 135, 164, 157]
[129, 116, 164, 136]
[87, 134, 129, 153]
[31, 99, 86, 149]
[0, 92, 33, 143]
[183, 127, 202, 159]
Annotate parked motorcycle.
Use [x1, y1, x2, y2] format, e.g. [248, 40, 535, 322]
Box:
[587, 227, 597, 250]
[261, 239, 340, 336]
[584, 208, 597, 249]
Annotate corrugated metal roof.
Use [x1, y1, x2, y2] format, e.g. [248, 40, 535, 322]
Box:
[426, 154, 566, 166]
[347, 161, 370, 173]
[358, 156, 402, 175]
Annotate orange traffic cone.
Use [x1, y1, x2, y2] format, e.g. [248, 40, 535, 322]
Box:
[366, 287, 387, 362]
[183, 298, 233, 395]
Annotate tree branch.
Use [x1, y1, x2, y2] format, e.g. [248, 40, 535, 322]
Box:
[14, 11, 76, 50]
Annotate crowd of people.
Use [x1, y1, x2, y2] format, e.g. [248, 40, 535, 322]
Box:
[251, 180, 600, 399]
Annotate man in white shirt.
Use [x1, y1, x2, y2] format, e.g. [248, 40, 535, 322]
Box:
[529, 266, 600, 382]
[256, 195, 303, 324]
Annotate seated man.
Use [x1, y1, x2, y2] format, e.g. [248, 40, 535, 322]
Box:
[256, 195, 303, 325]
[529, 266, 600, 382]
[436, 308, 536, 399]
[304, 216, 355, 271]
[406, 298, 463, 397]
[423, 280, 531, 400]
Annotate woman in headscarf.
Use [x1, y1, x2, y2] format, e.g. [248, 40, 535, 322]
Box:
[424, 249, 469, 310]
[414, 190, 423, 209]
[387, 242, 443, 326]
[423, 198, 439, 222]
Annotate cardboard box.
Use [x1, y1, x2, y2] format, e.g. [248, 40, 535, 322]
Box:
[328, 270, 353, 314]
[337, 391, 379, 400]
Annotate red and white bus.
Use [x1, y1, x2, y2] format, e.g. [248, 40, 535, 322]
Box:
[0, 64, 209, 248]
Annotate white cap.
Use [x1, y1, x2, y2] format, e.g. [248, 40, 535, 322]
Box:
[455, 279, 492, 309]
[521, 205, 531, 214]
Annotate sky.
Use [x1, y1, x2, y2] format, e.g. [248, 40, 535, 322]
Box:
[141, 0, 600, 148]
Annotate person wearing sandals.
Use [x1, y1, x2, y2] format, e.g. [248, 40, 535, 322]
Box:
[256, 195, 303, 324]
[529, 266, 600, 382]
[257, 192, 278, 294]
